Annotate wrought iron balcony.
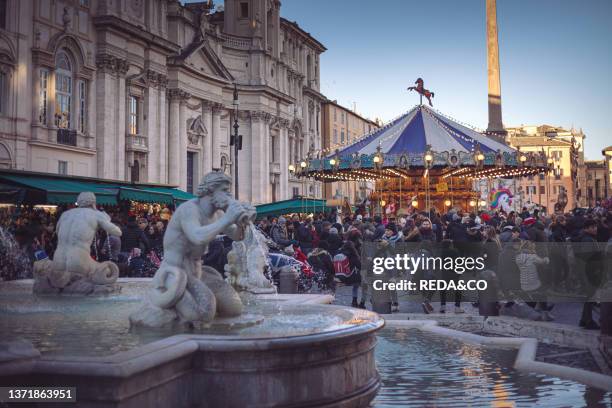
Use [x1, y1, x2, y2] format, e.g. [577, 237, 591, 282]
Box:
[57, 129, 77, 146]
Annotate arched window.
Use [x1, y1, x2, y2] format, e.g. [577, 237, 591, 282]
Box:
[55, 50, 72, 129]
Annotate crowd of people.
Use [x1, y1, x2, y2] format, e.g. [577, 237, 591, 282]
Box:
[1, 199, 611, 330]
[256, 201, 612, 329]
[0, 203, 173, 280]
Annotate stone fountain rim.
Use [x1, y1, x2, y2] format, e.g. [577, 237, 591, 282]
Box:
[23, 313, 383, 378]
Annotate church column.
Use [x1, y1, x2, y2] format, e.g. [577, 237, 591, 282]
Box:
[211, 103, 223, 170]
[94, 54, 125, 179]
[145, 71, 159, 182]
[178, 93, 190, 191]
[250, 111, 271, 204]
[167, 89, 182, 186]
[116, 60, 129, 180]
[279, 120, 289, 200]
[157, 76, 168, 184]
[95, 67, 114, 179]
[202, 101, 213, 174]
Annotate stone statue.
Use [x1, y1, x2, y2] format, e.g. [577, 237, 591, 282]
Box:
[33, 192, 122, 295]
[130, 172, 257, 328]
[225, 224, 276, 295]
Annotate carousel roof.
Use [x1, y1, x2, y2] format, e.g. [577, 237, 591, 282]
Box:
[335, 105, 513, 157]
[302, 105, 549, 181]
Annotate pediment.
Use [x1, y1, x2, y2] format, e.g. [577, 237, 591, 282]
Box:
[177, 39, 233, 82]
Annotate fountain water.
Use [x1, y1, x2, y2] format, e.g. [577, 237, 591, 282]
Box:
[0, 226, 32, 281]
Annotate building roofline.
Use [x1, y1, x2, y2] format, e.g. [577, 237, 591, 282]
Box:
[280, 18, 326, 52]
[324, 99, 379, 127]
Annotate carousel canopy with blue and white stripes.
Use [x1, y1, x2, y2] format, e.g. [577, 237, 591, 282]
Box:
[304, 105, 545, 180]
[335, 105, 513, 157]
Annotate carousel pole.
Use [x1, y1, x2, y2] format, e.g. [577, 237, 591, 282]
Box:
[399, 176, 402, 211]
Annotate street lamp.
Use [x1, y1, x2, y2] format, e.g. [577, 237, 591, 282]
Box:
[473, 145, 484, 169]
[288, 164, 295, 173]
[230, 83, 242, 199]
[444, 199, 451, 207]
[469, 199, 477, 208]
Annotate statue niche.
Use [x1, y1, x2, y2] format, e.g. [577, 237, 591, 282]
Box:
[187, 115, 207, 146]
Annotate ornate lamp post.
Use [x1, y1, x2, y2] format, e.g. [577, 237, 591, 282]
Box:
[230, 84, 242, 199]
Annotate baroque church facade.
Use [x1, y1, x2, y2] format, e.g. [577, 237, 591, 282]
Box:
[0, 0, 326, 204]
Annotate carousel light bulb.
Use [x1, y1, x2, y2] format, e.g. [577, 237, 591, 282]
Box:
[411, 200, 418, 208]
[444, 199, 451, 206]
[288, 164, 295, 172]
[329, 158, 336, 166]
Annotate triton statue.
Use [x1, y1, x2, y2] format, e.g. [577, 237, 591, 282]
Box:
[130, 172, 258, 328]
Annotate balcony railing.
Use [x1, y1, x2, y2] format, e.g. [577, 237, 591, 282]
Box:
[126, 135, 148, 151]
[220, 33, 252, 49]
[57, 129, 77, 146]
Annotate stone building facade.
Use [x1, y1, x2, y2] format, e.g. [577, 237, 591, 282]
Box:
[0, 0, 325, 204]
[321, 100, 378, 204]
[585, 160, 607, 207]
[506, 125, 587, 210]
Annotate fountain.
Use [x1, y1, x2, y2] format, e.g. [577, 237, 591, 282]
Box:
[0, 172, 383, 408]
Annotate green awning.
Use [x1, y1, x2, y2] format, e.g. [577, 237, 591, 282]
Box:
[118, 187, 174, 204]
[255, 198, 331, 219]
[0, 175, 118, 205]
[133, 186, 195, 203]
[0, 172, 194, 206]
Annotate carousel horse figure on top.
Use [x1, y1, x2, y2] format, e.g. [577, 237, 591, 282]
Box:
[407, 78, 435, 106]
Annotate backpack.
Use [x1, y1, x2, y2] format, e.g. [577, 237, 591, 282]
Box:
[332, 253, 352, 279]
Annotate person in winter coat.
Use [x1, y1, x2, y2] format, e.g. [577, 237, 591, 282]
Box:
[296, 220, 314, 254]
[307, 240, 336, 293]
[121, 216, 149, 255]
[419, 219, 436, 242]
[270, 217, 295, 248]
[515, 240, 553, 321]
[383, 223, 403, 244]
[338, 240, 363, 307]
[402, 219, 422, 243]
[575, 219, 604, 329]
[326, 227, 344, 255]
[372, 216, 386, 241]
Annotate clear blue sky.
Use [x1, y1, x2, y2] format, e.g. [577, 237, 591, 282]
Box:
[280, 0, 612, 160]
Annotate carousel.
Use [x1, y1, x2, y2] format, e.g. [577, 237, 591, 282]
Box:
[296, 102, 551, 215]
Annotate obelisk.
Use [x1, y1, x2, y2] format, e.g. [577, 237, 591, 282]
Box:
[486, 0, 506, 141]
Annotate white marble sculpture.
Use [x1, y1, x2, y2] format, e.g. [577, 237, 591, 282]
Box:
[130, 172, 257, 328]
[33, 192, 122, 295]
[225, 224, 276, 294]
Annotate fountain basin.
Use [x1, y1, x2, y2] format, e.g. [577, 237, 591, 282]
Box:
[0, 279, 383, 408]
